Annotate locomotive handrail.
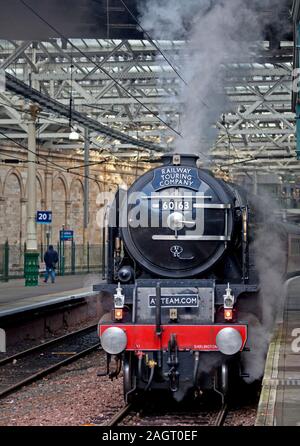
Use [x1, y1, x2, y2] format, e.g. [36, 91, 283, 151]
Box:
[150, 203, 231, 242]
[141, 197, 231, 209]
[142, 195, 213, 199]
[193, 204, 231, 209]
[152, 235, 231, 241]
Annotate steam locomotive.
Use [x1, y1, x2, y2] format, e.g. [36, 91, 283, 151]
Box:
[95, 153, 292, 402]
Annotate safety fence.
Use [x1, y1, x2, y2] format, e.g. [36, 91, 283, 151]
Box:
[0, 241, 102, 281]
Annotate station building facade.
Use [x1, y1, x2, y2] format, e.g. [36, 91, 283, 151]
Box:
[0, 143, 146, 273]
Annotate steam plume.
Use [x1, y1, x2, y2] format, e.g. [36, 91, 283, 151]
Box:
[138, 0, 288, 159]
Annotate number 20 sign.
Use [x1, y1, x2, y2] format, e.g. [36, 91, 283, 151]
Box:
[36, 211, 52, 224]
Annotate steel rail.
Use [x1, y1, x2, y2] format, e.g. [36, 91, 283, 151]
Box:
[0, 323, 98, 366]
[105, 401, 229, 426]
[105, 404, 133, 426]
[0, 344, 101, 400]
[0, 325, 101, 400]
[214, 404, 228, 426]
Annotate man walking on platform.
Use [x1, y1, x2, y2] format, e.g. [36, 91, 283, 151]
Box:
[43, 245, 59, 283]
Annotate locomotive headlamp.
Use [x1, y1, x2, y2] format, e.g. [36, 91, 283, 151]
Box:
[224, 309, 233, 321]
[101, 327, 127, 355]
[114, 282, 125, 308]
[216, 327, 242, 355]
[223, 283, 234, 308]
[118, 266, 133, 283]
[114, 308, 123, 321]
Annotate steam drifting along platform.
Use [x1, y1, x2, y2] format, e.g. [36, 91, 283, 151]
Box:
[256, 276, 300, 426]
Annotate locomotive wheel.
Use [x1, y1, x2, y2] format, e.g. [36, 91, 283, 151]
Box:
[218, 363, 229, 399]
[217, 358, 241, 403]
[123, 352, 135, 403]
[216, 362, 231, 402]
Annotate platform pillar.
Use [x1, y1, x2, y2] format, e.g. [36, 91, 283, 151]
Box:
[252, 170, 258, 195]
[24, 104, 39, 286]
[297, 103, 300, 160]
[83, 127, 89, 245]
[295, 22, 300, 159]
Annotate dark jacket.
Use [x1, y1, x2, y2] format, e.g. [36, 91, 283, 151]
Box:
[44, 249, 59, 269]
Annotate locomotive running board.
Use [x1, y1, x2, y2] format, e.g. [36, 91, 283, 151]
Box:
[99, 324, 247, 352]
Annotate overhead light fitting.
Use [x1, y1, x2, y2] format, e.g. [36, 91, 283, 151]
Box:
[69, 126, 80, 141]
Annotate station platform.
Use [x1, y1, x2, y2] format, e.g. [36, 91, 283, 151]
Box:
[0, 275, 99, 318]
[256, 276, 300, 426]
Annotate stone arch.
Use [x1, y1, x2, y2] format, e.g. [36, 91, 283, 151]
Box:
[91, 180, 103, 203]
[3, 168, 25, 199]
[95, 180, 104, 193]
[69, 178, 84, 244]
[88, 180, 103, 244]
[2, 172, 22, 256]
[70, 177, 84, 193]
[51, 175, 68, 245]
[53, 173, 69, 201]
[36, 172, 45, 203]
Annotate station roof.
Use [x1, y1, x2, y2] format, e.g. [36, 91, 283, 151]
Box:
[0, 0, 298, 179]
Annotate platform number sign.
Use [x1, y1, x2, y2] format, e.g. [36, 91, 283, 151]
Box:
[36, 211, 52, 224]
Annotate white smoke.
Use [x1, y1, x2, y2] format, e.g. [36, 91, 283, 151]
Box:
[239, 190, 286, 382]
[138, 0, 287, 159]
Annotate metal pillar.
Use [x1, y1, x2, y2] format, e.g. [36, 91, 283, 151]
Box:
[3, 240, 9, 282]
[44, 170, 52, 246]
[297, 103, 300, 160]
[296, 22, 300, 159]
[83, 128, 89, 249]
[84, 127, 89, 229]
[60, 225, 65, 276]
[24, 104, 39, 286]
[252, 171, 258, 195]
[46, 229, 50, 247]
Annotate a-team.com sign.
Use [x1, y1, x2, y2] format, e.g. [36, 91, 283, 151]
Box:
[0, 328, 6, 353]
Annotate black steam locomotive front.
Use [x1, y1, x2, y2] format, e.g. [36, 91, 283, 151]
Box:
[120, 154, 234, 278]
[97, 154, 259, 401]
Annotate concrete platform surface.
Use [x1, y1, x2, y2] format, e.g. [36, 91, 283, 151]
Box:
[256, 276, 300, 426]
[0, 274, 101, 316]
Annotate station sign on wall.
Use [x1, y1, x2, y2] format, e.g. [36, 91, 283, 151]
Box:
[60, 230, 74, 241]
[36, 211, 52, 224]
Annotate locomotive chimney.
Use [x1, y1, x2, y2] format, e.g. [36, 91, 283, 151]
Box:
[161, 153, 199, 167]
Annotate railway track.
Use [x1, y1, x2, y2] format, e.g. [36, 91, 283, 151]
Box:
[0, 324, 100, 400]
[214, 403, 228, 425]
[104, 402, 229, 427]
